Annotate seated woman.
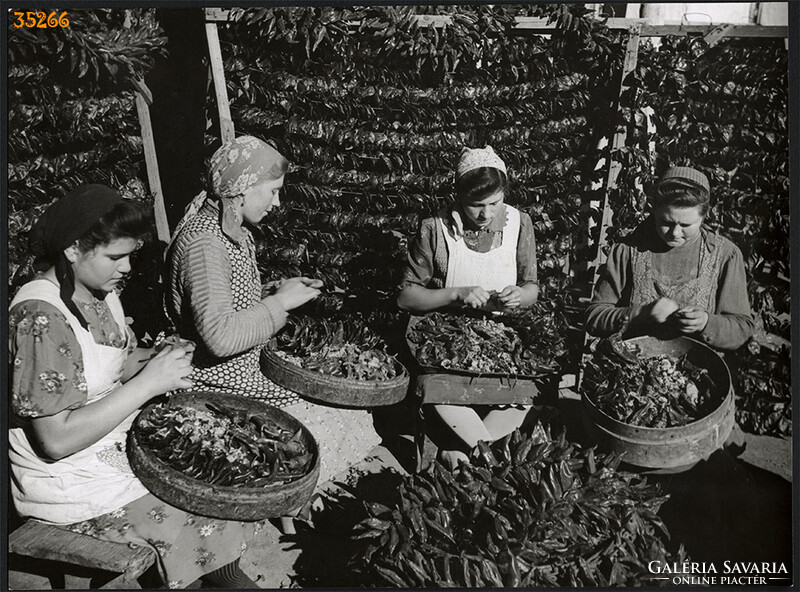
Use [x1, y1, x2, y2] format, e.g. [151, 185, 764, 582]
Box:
[398, 146, 539, 469]
[165, 136, 381, 491]
[9, 185, 259, 589]
[585, 166, 755, 350]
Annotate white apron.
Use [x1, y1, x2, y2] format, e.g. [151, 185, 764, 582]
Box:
[441, 205, 520, 291]
[9, 280, 149, 525]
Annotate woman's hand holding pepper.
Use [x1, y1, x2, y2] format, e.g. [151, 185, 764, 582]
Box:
[646, 297, 681, 324]
[273, 276, 322, 311]
[497, 285, 522, 308]
[136, 345, 194, 397]
[671, 307, 709, 333]
[455, 286, 491, 309]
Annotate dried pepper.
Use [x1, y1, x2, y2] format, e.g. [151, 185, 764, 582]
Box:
[351, 423, 684, 587]
[583, 337, 718, 428]
[136, 401, 315, 487]
[274, 316, 399, 381]
[407, 306, 566, 377]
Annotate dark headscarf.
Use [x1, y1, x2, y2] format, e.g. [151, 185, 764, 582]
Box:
[28, 184, 123, 329]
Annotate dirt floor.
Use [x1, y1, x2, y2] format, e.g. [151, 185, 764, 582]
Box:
[8, 389, 794, 589]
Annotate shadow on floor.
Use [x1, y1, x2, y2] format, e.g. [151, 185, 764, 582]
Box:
[279, 468, 406, 588]
[650, 450, 793, 573]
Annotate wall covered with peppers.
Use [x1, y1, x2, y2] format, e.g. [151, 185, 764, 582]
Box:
[5, 6, 789, 437]
[6, 9, 167, 299]
[216, 4, 625, 363]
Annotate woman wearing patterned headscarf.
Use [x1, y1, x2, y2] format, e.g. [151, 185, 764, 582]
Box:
[398, 146, 540, 470]
[10, 186, 258, 589]
[166, 136, 381, 501]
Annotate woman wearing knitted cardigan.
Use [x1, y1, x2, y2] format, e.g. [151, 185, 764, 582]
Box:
[166, 136, 381, 499]
[585, 166, 754, 351]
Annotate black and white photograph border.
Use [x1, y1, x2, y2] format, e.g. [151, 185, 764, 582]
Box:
[2, 2, 798, 590]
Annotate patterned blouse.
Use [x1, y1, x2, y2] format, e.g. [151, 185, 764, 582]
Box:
[9, 296, 136, 419]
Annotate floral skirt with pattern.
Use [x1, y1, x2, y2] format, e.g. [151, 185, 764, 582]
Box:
[61, 493, 260, 589]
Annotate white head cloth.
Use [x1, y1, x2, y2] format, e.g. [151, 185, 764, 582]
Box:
[456, 145, 507, 179]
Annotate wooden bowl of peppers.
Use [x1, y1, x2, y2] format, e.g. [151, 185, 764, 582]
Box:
[128, 391, 320, 521]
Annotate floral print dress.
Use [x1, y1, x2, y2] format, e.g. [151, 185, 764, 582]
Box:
[9, 279, 258, 589]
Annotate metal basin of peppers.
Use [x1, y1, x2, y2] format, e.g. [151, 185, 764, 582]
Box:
[582, 336, 719, 428]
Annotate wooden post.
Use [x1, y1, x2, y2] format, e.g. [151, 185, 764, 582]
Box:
[134, 89, 170, 243]
[590, 24, 642, 290]
[577, 25, 642, 387]
[205, 22, 235, 143]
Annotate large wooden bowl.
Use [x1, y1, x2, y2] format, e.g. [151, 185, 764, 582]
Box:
[128, 391, 320, 521]
[261, 346, 410, 408]
[582, 336, 734, 472]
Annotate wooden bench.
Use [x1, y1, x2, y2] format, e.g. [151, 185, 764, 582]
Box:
[8, 520, 156, 589]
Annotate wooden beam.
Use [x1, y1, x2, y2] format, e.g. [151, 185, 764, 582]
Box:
[134, 94, 170, 243]
[639, 23, 787, 37]
[205, 7, 229, 22]
[130, 78, 152, 106]
[204, 8, 788, 37]
[205, 22, 235, 144]
[703, 23, 736, 48]
[577, 24, 642, 386]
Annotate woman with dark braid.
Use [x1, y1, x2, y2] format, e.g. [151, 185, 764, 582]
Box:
[9, 185, 259, 588]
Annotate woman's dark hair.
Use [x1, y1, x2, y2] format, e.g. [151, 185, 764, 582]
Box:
[75, 200, 152, 252]
[654, 178, 710, 216]
[455, 167, 508, 203]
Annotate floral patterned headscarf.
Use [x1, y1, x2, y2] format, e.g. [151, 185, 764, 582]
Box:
[208, 136, 285, 199]
[171, 136, 287, 244]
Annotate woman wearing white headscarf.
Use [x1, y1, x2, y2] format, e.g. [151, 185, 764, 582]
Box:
[398, 146, 539, 469]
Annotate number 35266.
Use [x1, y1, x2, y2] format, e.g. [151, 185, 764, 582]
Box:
[14, 11, 70, 28]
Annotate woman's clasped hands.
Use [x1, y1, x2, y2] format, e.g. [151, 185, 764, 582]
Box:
[455, 284, 523, 310]
[645, 297, 709, 333]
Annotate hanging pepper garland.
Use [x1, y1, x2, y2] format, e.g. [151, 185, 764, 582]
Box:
[7, 9, 167, 299]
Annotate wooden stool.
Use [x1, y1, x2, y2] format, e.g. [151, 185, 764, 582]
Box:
[9, 520, 156, 589]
